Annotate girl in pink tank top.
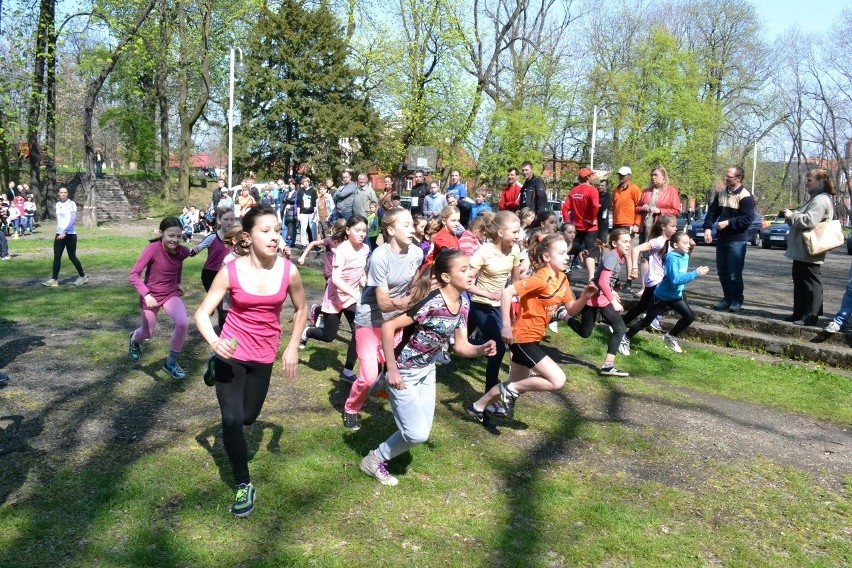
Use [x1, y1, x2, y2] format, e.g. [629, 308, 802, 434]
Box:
[194, 205, 307, 518]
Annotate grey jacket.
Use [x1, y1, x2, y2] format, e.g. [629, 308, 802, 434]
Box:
[785, 191, 834, 264]
[353, 185, 379, 219]
[334, 181, 357, 215]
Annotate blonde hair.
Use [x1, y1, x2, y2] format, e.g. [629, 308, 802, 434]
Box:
[485, 210, 519, 242]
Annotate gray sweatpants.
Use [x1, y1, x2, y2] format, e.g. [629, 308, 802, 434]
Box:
[376, 365, 436, 462]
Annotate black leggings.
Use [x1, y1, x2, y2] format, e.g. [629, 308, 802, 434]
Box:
[306, 306, 358, 370]
[566, 304, 626, 356]
[622, 284, 657, 327]
[626, 296, 694, 339]
[214, 358, 274, 485]
[201, 268, 228, 329]
[52, 233, 85, 280]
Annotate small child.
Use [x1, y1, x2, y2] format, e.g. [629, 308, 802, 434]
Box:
[621, 231, 709, 353]
[366, 201, 381, 251]
[128, 217, 191, 379]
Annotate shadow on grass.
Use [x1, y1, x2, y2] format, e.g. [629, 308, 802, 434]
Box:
[195, 419, 285, 486]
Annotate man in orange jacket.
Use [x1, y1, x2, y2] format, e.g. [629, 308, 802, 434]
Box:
[611, 166, 642, 235]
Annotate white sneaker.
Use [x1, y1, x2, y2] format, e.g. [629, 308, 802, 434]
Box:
[825, 321, 841, 333]
[663, 333, 682, 353]
[41, 279, 59, 287]
[548, 321, 558, 333]
[73, 275, 89, 286]
[360, 450, 398, 486]
[618, 337, 631, 356]
[649, 316, 663, 332]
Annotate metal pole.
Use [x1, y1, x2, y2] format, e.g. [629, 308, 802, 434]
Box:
[590, 105, 598, 171]
[751, 143, 757, 196]
[228, 48, 235, 192]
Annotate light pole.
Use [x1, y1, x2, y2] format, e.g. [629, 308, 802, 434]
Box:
[589, 105, 609, 171]
[228, 47, 245, 192]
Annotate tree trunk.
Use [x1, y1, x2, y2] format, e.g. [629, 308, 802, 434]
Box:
[44, 0, 57, 206]
[28, 0, 52, 214]
[157, 0, 170, 199]
[81, 0, 157, 227]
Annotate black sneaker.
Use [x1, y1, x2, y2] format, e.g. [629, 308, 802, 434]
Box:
[203, 354, 216, 386]
[498, 383, 518, 419]
[465, 402, 484, 423]
[340, 370, 357, 384]
[343, 412, 361, 430]
[128, 333, 141, 362]
[231, 483, 256, 517]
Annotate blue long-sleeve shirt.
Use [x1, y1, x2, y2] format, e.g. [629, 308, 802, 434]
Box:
[654, 251, 699, 301]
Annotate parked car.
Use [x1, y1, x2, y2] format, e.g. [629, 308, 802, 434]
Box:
[846, 230, 852, 255]
[548, 199, 564, 226]
[761, 219, 790, 249]
[687, 213, 762, 246]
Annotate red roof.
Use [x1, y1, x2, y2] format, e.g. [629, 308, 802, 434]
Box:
[167, 153, 219, 169]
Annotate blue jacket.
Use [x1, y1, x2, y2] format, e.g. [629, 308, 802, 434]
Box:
[655, 251, 699, 301]
[470, 202, 493, 220]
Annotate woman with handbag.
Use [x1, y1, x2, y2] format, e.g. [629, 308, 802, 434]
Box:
[782, 168, 837, 326]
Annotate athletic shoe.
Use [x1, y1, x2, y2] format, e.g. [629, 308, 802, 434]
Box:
[203, 354, 216, 386]
[487, 402, 507, 417]
[73, 275, 89, 286]
[548, 321, 558, 333]
[299, 327, 308, 349]
[618, 337, 631, 356]
[360, 450, 398, 486]
[343, 412, 361, 430]
[41, 279, 59, 287]
[663, 333, 683, 353]
[465, 402, 484, 423]
[163, 360, 187, 380]
[0, 256, 9, 260]
[435, 349, 451, 365]
[728, 302, 743, 313]
[553, 306, 568, 322]
[599, 366, 629, 377]
[649, 317, 663, 332]
[498, 382, 518, 419]
[309, 304, 321, 326]
[128, 333, 142, 362]
[825, 321, 841, 333]
[231, 482, 256, 517]
[340, 370, 356, 384]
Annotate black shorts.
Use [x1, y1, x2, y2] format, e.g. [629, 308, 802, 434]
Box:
[509, 342, 548, 368]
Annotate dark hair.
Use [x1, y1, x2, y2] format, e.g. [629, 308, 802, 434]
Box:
[150, 216, 182, 242]
[241, 204, 277, 234]
[528, 233, 565, 271]
[652, 214, 678, 259]
[521, 161, 533, 169]
[332, 214, 367, 244]
[608, 227, 630, 248]
[810, 168, 836, 195]
[507, 167, 519, 175]
[409, 249, 467, 305]
[669, 230, 690, 249]
[530, 210, 557, 230]
[216, 206, 235, 223]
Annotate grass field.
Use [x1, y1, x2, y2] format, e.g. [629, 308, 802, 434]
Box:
[0, 228, 849, 567]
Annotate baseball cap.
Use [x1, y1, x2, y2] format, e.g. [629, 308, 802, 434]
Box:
[578, 167, 594, 179]
[617, 166, 632, 176]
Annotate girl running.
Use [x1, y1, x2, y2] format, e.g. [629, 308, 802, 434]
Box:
[343, 207, 423, 430]
[128, 217, 191, 379]
[299, 215, 369, 384]
[564, 228, 632, 376]
[467, 211, 521, 403]
[621, 231, 708, 354]
[423, 205, 460, 265]
[194, 204, 307, 517]
[360, 249, 497, 485]
[466, 233, 597, 422]
[190, 207, 238, 328]
[620, 214, 678, 343]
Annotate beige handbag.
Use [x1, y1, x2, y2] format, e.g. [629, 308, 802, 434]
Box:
[803, 219, 844, 255]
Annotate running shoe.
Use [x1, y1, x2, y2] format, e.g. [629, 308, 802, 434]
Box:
[649, 316, 663, 332]
[360, 450, 398, 486]
[41, 279, 59, 287]
[73, 275, 89, 286]
[163, 360, 187, 380]
[340, 370, 356, 384]
[465, 402, 484, 423]
[825, 321, 841, 333]
[498, 382, 518, 419]
[203, 354, 216, 386]
[309, 304, 321, 326]
[343, 412, 361, 431]
[618, 337, 631, 356]
[128, 333, 141, 362]
[599, 366, 629, 377]
[299, 327, 308, 349]
[548, 321, 558, 333]
[487, 402, 507, 417]
[231, 483, 256, 517]
[663, 333, 683, 353]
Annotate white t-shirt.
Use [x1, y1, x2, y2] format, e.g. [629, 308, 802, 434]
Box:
[55, 199, 77, 234]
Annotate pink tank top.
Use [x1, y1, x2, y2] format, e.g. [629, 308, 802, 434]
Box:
[220, 258, 292, 364]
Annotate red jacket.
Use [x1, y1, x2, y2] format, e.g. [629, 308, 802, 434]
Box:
[561, 183, 600, 231]
[637, 185, 682, 233]
[498, 183, 522, 211]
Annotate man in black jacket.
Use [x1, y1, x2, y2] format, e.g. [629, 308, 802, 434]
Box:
[520, 161, 548, 214]
[409, 170, 428, 216]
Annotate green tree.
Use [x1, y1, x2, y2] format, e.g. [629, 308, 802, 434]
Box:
[236, 0, 377, 179]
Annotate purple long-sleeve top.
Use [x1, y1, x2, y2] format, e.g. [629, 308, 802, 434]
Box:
[129, 241, 191, 304]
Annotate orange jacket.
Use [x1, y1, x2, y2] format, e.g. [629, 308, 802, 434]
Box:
[611, 181, 642, 227]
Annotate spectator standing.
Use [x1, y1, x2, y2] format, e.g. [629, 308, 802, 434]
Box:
[637, 166, 682, 241]
[212, 179, 225, 210]
[22, 194, 35, 235]
[282, 180, 299, 247]
[520, 161, 548, 215]
[218, 188, 234, 211]
[333, 171, 357, 221]
[409, 170, 428, 216]
[597, 179, 612, 242]
[611, 166, 642, 234]
[297, 176, 317, 246]
[42, 187, 88, 287]
[469, 189, 493, 220]
[236, 183, 256, 219]
[498, 167, 523, 212]
[353, 173, 379, 220]
[379, 175, 395, 213]
[561, 167, 600, 252]
[423, 181, 447, 219]
[703, 165, 755, 313]
[782, 168, 836, 326]
[314, 183, 334, 241]
[446, 169, 467, 200]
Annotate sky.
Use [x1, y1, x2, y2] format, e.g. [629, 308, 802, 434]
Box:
[752, 0, 850, 40]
